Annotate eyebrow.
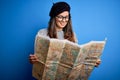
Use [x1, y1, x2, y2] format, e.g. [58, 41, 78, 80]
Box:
[57, 15, 69, 17]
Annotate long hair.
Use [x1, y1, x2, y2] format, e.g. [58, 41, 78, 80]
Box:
[47, 15, 75, 43]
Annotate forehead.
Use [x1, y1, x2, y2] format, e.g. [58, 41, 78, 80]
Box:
[58, 11, 69, 16]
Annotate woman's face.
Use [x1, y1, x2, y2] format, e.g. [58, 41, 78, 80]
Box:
[55, 11, 69, 30]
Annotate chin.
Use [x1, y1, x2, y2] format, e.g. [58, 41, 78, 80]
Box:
[60, 25, 66, 28]
[60, 26, 65, 29]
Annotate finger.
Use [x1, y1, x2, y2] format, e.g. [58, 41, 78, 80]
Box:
[96, 59, 101, 63]
[29, 55, 34, 59]
[29, 54, 36, 57]
[95, 60, 101, 67]
[95, 63, 98, 67]
[29, 57, 38, 61]
[97, 58, 101, 61]
[95, 62, 100, 67]
[30, 59, 39, 64]
[29, 54, 38, 59]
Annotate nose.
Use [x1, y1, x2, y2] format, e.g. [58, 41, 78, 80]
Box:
[62, 18, 66, 22]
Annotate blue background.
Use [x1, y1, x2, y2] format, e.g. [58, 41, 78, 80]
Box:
[0, 0, 120, 80]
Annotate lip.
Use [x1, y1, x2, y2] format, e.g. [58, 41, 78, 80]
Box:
[59, 22, 66, 27]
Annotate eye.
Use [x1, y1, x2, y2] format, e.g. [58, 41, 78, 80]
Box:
[57, 16, 63, 19]
[56, 15, 69, 21]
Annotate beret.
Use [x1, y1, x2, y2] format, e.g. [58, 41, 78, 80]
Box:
[49, 2, 70, 18]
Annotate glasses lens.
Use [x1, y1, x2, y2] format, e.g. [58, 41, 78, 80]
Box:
[56, 15, 69, 21]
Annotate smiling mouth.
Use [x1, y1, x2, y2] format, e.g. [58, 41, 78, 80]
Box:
[60, 22, 67, 26]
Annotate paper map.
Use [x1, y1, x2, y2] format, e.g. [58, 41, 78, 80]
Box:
[32, 35, 106, 80]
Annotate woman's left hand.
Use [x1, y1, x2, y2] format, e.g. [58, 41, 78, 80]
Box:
[95, 58, 101, 67]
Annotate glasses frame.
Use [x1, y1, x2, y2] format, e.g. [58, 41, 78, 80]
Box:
[56, 15, 69, 22]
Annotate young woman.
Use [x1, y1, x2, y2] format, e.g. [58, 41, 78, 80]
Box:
[29, 1, 100, 66]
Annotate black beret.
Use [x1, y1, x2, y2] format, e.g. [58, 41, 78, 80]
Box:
[49, 2, 71, 18]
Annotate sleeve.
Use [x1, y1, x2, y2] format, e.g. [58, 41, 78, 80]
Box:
[34, 28, 49, 53]
[37, 28, 48, 37]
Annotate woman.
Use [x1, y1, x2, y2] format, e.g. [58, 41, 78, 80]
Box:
[29, 1, 100, 66]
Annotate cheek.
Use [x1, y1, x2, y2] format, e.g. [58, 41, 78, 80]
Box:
[56, 21, 61, 27]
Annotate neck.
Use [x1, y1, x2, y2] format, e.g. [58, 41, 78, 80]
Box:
[56, 27, 63, 31]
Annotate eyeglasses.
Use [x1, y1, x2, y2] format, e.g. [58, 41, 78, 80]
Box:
[56, 15, 69, 21]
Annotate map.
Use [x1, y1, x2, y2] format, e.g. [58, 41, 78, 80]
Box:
[32, 35, 106, 80]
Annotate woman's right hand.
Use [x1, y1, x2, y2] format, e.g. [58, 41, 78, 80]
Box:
[29, 54, 39, 64]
